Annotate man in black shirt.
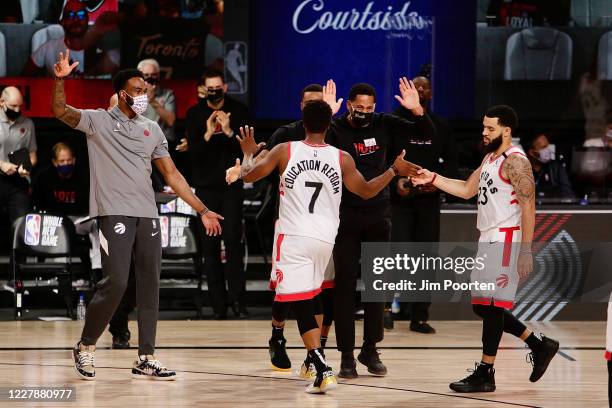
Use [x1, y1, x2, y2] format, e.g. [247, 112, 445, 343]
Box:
[521, 132, 575, 200]
[326, 79, 435, 378]
[32, 142, 88, 215]
[389, 75, 458, 334]
[185, 68, 250, 319]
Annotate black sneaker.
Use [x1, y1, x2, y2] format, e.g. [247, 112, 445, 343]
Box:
[306, 368, 337, 394]
[384, 310, 394, 330]
[449, 362, 496, 393]
[72, 342, 95, 381]
[269, 337, 291, 371]
[527, 334, 559, 382]
[112, 336, 130, 349]
[410, 321, 436, 334]
[338, 352, 358, 379]
[358, 347, 387, 376]
[132, 356, 177, 380]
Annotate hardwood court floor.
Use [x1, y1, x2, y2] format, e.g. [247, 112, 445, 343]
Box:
[0, 320, 607, 407]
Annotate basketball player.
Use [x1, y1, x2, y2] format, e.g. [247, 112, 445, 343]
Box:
[52, 50, 223, 380]
[226, 100, 419, 393]
[253, 81, 342, 374]
[412, 105, 559, 392]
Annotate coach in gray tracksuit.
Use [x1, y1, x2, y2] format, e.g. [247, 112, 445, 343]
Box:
[52, 53, 223, 369]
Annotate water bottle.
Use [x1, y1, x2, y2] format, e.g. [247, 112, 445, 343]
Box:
[391, 293, 401, 314]
[77, 294, 86, 321]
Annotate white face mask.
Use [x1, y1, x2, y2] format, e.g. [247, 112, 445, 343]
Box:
[124, 92, 148, 115]
[537, 146, 554, 163]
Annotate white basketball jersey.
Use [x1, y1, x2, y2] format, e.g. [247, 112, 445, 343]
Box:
[476, 145, 527, 232]
[277, 141, 343, 244]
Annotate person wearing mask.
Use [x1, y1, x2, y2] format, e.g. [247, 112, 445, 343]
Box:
[388, 75, 458, 334]
[185, 68, 250, 319]
[522, 133, 575, 200]
[325, 78, 435, 379]
[0, 86, 37, 226]
[22, 0, 119, 77]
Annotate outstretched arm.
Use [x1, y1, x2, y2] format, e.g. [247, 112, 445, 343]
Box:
[226, 143, 286, 184]
[412, 158, 485, 200]
[154, 156, 223, 236]
[341, 150, 419, 199]
[52, 50, 81, 128]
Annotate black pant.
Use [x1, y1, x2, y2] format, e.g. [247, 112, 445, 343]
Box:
[108, 266, 136, 339]
[81, 216, 161, 355]
[391, 196, 440, 322]
[0, 176, 30, 224]
[333, 205, 389, 353]
[195, 187, 245, 316]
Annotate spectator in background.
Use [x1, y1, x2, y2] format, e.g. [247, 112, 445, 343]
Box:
[23, 0, 119, 77]
[0, 86, 36, 225]
[389, 75, 458, 334]
[522, 133, 575, 200]
[185, 68, 250, 319]
[31, 142, 102, 276]
[580, 59, 610, 147]
[137, 59, 177, 144]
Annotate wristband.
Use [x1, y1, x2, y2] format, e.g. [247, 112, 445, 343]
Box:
[390, 164, 399, 176]
[519, 249, 532, 254]
[431, 172, 437, 184]
[198, 209, 209, 217]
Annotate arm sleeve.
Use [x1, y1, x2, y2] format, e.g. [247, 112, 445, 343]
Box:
[152, 125, 170, 159]
[385, 112, 435, 155]
[74, 109, 100, 136]
[27, 121, 37, 152]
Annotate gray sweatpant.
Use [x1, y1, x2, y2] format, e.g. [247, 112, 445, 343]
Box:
[81, 216, 161, 355]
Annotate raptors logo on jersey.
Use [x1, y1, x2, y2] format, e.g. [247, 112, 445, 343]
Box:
[276, 141, 343, 244]
[477, 145, 527, 232]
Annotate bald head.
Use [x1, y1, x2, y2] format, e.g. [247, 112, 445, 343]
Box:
[412, 76, 431, 105]
[1, 86, 24, 116]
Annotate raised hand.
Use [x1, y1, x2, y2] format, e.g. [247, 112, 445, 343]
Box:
[236, 126, 265, 157]
[225, 158, 242, 185]
[53, 49, 79, 78]
[393, 150, 421, 178]
[201, 210, 224, 236]
[204, 111, 218, 141]
[322, 79, 343, 116]
[394, 77, 420, 111]
[411, 168, 436, 186]
[216, 111, 232, 135]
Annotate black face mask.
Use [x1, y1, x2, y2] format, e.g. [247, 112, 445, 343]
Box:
[207, 88, 224, 103]
[350, 108, 373, 127]
[4, 107, 21, 121]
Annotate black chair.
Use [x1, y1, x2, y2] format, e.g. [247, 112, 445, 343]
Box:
[159, 213, 204, 318]
[243, 182, 273, 266]
[11, 213, 77, 319]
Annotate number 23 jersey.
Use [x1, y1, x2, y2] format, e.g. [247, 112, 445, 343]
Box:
[476, 145, 527, 233]
[277, 141, 343, 244]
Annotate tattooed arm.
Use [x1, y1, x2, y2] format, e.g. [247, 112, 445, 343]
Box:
[52, 50, 81, 128]
[503, 154, 536, 278]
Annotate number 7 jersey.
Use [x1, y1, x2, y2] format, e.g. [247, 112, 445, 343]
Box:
[476, 145, 527, 232]
[277, 141, 343, 244]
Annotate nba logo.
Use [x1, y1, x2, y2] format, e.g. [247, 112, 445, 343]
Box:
[24, 214, 41, 246]
[160, 216, 169, 248]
